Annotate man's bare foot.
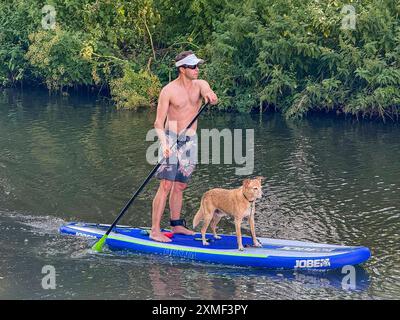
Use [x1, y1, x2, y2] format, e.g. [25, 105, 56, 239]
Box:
[149, 231, 172, 242]
[172, 225, 196, 235]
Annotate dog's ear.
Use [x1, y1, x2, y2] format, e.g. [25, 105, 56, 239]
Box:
[242, 179, 251, 187]
[255, 176, 265, 181]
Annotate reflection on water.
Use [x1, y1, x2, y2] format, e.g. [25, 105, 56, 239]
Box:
[140, 259, 370, 300]
[0, 89, 399, 299]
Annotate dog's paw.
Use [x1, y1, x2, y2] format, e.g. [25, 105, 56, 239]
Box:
[202, 241, 210, 246]
[238, 246, 244, 251]
[214, 235, 222, 240]
[253, 240, 262, 247]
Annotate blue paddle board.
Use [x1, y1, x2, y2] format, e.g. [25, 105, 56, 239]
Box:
[59, 222, 371, 270]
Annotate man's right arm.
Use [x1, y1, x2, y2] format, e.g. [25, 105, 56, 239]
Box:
[154, 88, 170, 157]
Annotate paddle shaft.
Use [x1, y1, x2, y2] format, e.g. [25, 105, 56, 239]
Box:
[102, 103, 209, 237]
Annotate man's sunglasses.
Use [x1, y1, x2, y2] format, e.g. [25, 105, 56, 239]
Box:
[182, 64, 199, 70]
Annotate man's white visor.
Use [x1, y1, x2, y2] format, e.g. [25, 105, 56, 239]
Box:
[175, 54, 204, 67]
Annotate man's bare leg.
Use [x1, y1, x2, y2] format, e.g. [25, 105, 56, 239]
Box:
[150, 180, 173, 242]
[169, 182, 195, 235]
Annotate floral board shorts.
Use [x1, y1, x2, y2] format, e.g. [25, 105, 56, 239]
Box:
[155, 130, 197, 184]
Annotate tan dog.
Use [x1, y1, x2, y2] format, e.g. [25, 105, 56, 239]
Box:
[192, 177, 264, 251]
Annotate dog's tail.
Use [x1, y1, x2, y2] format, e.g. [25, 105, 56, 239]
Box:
[192, 196, 205, 229]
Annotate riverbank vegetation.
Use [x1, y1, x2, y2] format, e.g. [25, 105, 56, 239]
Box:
[1, 0, 400, 120]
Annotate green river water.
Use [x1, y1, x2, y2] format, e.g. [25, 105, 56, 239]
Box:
[0, 88, 399, 299]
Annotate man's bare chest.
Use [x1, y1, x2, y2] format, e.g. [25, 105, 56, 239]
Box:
[170, 87, 201, 109]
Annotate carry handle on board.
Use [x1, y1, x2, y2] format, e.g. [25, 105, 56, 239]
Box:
[91, 102, 209, 252]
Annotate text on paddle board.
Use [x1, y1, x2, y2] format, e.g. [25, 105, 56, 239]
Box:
[295, 259, 331, 268]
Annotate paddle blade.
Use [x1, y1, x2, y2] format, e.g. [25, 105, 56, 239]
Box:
[91, 234, 107, 252]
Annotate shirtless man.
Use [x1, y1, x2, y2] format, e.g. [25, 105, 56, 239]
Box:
[150, 51, 218, 242]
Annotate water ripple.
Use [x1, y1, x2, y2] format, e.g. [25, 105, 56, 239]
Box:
[0, 90, 399, 299]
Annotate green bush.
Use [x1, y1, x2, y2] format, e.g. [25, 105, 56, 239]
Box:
[1, 0, 400, 120]
[110, 66, 161, 110]
[205, 0, 400, 119]
[0, 0, 40, 85]
[25, 27, 93, 90]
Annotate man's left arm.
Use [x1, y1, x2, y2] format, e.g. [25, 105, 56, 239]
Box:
[198, 80, 218, 105]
